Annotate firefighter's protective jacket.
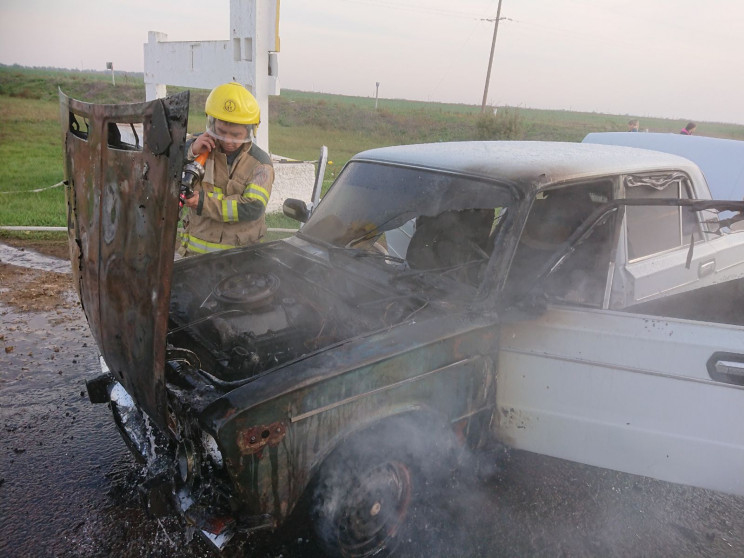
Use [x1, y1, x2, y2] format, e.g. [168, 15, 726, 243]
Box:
[180, 142, 274, 255]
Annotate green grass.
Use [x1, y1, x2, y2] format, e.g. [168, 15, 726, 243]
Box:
[0, 96, 67, 226]
[2, 64, 744, 229]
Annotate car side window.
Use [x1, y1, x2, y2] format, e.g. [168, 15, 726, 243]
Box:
[625, 174, 700, 261]
[507, 180, 614, 307]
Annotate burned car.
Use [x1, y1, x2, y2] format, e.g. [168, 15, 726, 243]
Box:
[61, 92, 744, 556]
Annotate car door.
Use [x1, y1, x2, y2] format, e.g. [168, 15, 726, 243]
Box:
[494, 177, 744, 496]
[613, 171, 744, 307]
[497, 304, 744, 496]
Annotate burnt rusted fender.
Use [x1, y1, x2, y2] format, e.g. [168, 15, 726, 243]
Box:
[204, 313, 500, 521]
[60, 90, 189, 430]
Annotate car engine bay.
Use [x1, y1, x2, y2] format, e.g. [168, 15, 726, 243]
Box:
[166, 242, 433, 384]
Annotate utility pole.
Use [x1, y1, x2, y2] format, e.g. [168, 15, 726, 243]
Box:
[481, 0, 504, 113]
[375, 82, 380, 110]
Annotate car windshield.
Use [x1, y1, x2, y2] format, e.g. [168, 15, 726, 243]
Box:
[300, 161, 515, 250]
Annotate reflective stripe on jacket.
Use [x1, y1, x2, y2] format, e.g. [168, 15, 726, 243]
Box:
[181, 142, 273, 254]
[179, 232, 238, 254]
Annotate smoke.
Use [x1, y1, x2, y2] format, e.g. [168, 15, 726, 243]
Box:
[309, 415, 507, 557]
[307, 417, 744, 558]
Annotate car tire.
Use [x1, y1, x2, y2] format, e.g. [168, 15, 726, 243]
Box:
[311, 417, 459, 558]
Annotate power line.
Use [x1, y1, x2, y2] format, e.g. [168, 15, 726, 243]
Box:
[429, 17, 487, 94]
[337, 0, 483, 21]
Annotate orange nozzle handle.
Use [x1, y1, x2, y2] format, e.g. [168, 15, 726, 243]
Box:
[195, 151, 209, 166]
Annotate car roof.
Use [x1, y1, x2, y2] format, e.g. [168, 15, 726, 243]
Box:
[351, 141, 704, 191]
[583, 132, 744, 201]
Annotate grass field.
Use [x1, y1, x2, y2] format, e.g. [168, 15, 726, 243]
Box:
[2, 64, 744, 235]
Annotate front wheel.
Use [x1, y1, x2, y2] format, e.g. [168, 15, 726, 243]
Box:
[312, 418, 459, 558]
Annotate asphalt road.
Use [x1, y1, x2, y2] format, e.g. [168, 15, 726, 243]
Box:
[1, 247, 743, 557]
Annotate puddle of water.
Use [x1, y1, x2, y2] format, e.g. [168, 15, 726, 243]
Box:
[0, 243, 70, 274]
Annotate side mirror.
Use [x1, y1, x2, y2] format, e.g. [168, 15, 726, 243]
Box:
[283, 198, 310, 223]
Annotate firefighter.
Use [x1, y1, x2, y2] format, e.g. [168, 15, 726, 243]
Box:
[179, 82, 274, 256]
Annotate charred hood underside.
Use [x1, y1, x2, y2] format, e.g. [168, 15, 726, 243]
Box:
[61, 90, 189, 430]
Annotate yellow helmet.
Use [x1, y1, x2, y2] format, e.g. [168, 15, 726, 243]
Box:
[204, 82, 260, 125]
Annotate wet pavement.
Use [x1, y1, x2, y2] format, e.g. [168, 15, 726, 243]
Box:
[0, 242, 72, 274]
[0, 247, 210, 557]
[0, 285, 202, 556]
[1, 245, 743, 557]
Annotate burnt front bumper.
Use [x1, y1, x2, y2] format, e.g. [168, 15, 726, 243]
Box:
[85, 360, 271, 550]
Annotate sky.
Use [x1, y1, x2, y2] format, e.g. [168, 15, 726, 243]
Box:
[1, 0, 743, 125]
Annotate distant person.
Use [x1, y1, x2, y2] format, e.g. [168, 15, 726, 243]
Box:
[680, 122, 697, 135]
[627, 119, 640, 132]
[179, 82, 274, 257]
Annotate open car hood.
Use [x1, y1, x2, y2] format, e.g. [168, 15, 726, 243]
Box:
[60, 90, 189, 429]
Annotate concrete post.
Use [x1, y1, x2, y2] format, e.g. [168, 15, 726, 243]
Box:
[143, 0, 280, 153]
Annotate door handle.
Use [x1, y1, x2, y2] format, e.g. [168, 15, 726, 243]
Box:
[698, 259, 715, 278]
[708, 352, 744, 386]
[715, 360, 744, 379]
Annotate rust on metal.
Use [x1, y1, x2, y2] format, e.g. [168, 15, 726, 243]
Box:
[236, 421, 287, 455]
[60, 89, 190, 430]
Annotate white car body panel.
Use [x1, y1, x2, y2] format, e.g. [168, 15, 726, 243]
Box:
[619, 233, 744, 305]
[497, 305, 744, 496]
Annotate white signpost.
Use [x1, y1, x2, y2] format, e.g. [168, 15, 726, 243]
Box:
[143, 0, 316, 212]
[143, 0, 280, 154]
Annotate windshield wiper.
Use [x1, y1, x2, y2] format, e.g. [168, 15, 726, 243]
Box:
[345, 211, 417, 249]
[328, 246, 407, 268]
[346, 229, 381, 248]
[349, 249, 406, 264]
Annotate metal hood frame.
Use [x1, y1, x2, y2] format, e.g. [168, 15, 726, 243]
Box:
[60, 90, 189, 429]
